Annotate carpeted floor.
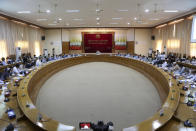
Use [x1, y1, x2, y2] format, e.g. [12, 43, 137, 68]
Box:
[36, 62, 161, 130]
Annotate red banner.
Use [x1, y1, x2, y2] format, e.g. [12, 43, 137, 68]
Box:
[84, 34, 113, 53]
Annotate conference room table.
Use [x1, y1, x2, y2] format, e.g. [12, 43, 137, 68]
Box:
[15, 54, 181, 131]
[177, 62, 196, 70]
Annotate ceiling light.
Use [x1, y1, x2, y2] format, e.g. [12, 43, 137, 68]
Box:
[149, 18, 160, 21]
[110, 23, 118, 24]
[48, 23, 56, 26]
[96, 17, 100, 20]
[58, 18, 62, 21]
[29, 25, 40, 29]
[145, 9, 149, 13]
[127, 22, 130, 25]
[17, 11, 31, 14]
[97, 22, 100, 25]
[46, 10, 51, 13]
[66, 23, 70, 26]
[36, 19, 48, 21]
[72, 18, 83, 21]
[156, 24, 167, 28]
[11, 20, 27, 25]
[164, 10, 178, 13]
[112, 18, 122, 20]
[66, 10, 80, 13]
[169, 19, 184, 25]
[134, 17, 137, 20]
[118, 9, 128, 12]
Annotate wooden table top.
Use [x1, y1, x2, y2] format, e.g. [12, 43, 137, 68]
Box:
[16, 55, 181, 131]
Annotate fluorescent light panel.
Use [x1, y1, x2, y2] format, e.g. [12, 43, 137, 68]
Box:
[110, 23, 118, 24]
[36, 19, 48, 21]
[112, 17, 122, 20]
[48, 23, 56, 26]
[72, 18, 83, 21]
[164, 10, 178, 13]
[17, 11, 31, 14]
[149, 18, 160, 21]
[66, 10, 80, 13]
[118, 9, 128, 12]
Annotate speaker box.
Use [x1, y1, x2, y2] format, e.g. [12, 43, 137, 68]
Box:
[151, 35, 155, 40]
[41, 36, 45, 41]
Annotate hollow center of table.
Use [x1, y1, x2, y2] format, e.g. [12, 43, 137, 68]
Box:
[36, 62, 161, 130]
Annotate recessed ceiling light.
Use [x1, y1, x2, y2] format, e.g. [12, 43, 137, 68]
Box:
[118, 9, 128, 12]
[127, 22, 130, 25]
[134, 17, 137, 20]
[96, 17, 100, 20]
[164, 10, 178, 13]
[46, 10, 51, 13]
[17, 11, 31, 14]
[66, 10, 80, 13]
[112, 18, 122, 20]
[110, 23, 118, 24]
[48, 23, 56, 26]
[36, 19, 48, 21]
[97, 22, 100, 25]
[58, 18, 62, 21]
[72, 18, 83, 21]
[145, 9, 149, 13]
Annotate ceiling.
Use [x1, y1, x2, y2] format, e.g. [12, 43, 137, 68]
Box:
[0, 0, 195, 28]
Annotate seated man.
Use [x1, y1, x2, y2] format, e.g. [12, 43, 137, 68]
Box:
[35, 57, 42, 67]
[0, 68, 11, 81]
[91, 121, 109, 131]
[1, 57, 7, 66]
[12, 63, 23, 76]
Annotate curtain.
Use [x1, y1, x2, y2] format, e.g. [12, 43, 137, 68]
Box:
[152, 19, 194, 57]
[0, 40, 7, 58]
[34, 41, 41, 56]
[0, 19, 43, 57]
[190, 43, 196, 57]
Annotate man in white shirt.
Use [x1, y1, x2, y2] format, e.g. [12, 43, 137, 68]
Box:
[36, 57, 42, 67]
[12, 63, 21, 75]
[1, 57, 7, 66]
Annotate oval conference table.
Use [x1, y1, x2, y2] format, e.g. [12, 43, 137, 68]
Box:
[17, 55, 180, 131]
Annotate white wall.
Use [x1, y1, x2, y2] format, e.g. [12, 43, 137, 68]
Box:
[135, 29, 152, 56]
[44, 29, 62, 55]
[43, 28, 152, 56]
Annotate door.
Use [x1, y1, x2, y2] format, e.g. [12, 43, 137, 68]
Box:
[127, 41, 135, 54]
[62, 41, 70, 54]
